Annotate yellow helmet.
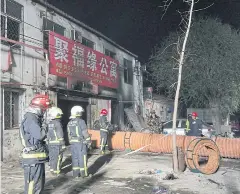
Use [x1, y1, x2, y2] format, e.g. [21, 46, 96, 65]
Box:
[48, 107, 63, 119]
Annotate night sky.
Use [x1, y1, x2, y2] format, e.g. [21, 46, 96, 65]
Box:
[48, 0, 239, 63]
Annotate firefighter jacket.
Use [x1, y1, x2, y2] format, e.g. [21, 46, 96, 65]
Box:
[67, 117, 91, 144]
[99, 115, 110, 133]
[186, 117, 192, 132]
[187, 117, 203, 137]
[47, 119, 65, 146]
[19, 112, 48, 164]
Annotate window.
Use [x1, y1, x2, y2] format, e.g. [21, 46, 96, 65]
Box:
[105, 48, 116, 59]
[1, 0, 23, 44]
[56, 77, 67, 88]
[43, 18, 65, 35]
[71, 29, 82, 42]
[43, 18, 65, 49]
[124, 58, 133, 85]
[4, 90, 20, 129]
[82, 37, 95, 49]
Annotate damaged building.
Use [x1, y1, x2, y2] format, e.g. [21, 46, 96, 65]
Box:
[0, 0, 144, 160]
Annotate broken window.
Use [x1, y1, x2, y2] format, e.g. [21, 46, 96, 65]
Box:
[105, 48, 116, 59]
[124, 58, 133, 85]
[0, 0, 23, 44]
[82, 37, 95, 49]
[43, 18, 65, 52]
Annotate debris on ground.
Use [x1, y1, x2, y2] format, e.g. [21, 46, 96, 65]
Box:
[163, 173, 178, 180]
[151, 186, 168, 194]
[139, 169, 162, 175]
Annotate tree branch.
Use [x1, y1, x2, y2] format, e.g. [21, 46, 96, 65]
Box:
[160, 0, 173, 20]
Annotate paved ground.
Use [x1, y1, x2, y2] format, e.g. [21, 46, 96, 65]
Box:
[1, 149, 240, 194]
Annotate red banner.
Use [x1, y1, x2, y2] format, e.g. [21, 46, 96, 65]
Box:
[48, 31, 119, 88]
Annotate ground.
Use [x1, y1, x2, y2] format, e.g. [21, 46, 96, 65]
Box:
[1, 149, 240, 194]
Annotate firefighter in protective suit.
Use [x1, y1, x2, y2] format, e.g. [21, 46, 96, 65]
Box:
[19, 94, 50, 194]
[47, 107, 65, 176]
[99, 109, 110, 155]
[67, 106, 92, 179]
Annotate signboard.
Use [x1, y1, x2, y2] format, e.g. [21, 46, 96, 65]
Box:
[48, 31, 119, 89]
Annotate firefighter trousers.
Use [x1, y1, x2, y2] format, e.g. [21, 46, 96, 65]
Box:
[100, 131, 108, 151]
[23, 163, 45, 194]
[70, 143, 88, 178]
[49, 145, 63, 174]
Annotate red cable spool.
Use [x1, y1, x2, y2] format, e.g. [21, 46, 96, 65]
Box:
[185, 138, 220, 175]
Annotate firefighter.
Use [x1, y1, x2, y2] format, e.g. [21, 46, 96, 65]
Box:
[187, 112, 203, 137]
[99, 109, 110, 155]
[47, 107, 65, 176]
[186, 114, 192, 133]
[19, 94, 50, 194]
[67, 106, 91, 179]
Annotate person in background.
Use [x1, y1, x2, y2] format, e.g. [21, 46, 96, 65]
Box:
[67, 106, 92, 179]
[19, 94, 50, 194]
[99, 109, 111, 154]
[47, 107, 65, 176]
[147, 110, 161, 133]
[186, 112, 203, 137]
[186, 114, 192, 133]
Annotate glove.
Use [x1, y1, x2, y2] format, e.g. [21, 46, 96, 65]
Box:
[22, 147, 34, 154]
[87, 143, 92, 150]
[62, 145, 66, 151]
[86, 141, 92, 149]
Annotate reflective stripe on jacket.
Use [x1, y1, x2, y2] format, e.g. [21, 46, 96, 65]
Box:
[47, 119, 65, 145]
[67, 117, 90, 144]
[20, 112, 48, 163]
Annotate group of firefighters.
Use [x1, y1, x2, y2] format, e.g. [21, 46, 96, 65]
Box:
[19, 94, 111, 194]
[19, 93, 208, 194]
[147, 110, 209, 137]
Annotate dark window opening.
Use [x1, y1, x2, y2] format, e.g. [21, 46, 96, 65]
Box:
[56, 77, 67, 88]
[6, 0, 22, 20]
[82, 37, 95, 49]
[1, 0, 23, 45]
[105, 49, 116, 59]
[43, 18, 65, 53]
[7, 17, 20, 41]
[1, 0, 4, 12]
[4, 90, 20, 129]
[124, 59, 133, 85]
[1, 15, 5, 37]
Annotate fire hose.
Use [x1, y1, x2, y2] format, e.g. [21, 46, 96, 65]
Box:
[88, 130, 240, 174]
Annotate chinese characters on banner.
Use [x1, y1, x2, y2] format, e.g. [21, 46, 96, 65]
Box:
[48, 31, 119, 89]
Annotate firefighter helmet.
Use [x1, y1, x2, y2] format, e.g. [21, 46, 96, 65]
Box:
[30, 94, 50, 110]
[100, 109, 108, 115]
[71, 106, 84, 118]
[48, 107, 63, 119]
[192, 112, 198, 117]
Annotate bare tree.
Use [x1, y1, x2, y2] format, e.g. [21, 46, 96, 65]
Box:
[172, 0, 194, 173]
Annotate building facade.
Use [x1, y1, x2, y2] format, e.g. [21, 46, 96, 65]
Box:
[0, 0, 144, 160]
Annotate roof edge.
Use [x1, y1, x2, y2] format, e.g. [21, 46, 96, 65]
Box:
[33, 0, 138, 58]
